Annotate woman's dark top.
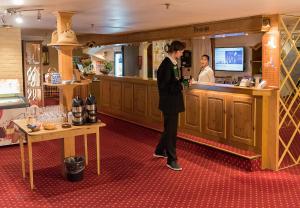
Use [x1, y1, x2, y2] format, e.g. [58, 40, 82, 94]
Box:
[157, 57, 185, 114]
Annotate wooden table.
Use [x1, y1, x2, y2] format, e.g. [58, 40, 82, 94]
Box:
[13, 119, 106, 190]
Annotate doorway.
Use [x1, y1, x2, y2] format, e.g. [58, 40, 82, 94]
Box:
[114, 52, 123, 76]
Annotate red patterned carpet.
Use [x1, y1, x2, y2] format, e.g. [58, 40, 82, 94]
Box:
[1, 115, 300, 208]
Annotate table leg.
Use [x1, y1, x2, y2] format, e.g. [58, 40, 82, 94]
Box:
[96, 131, 100, 175]
[19, 135, 25, 179]
[28, 138, 34, 190]
[84, 134, 88, 166]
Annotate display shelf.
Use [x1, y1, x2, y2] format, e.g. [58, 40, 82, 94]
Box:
[43, 81, 91, 87]
[47, 43, 82, 47]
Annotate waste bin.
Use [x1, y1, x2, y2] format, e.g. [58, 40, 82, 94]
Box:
[64, 156, 85, 182]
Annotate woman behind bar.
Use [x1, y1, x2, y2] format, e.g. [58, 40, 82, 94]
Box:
[154, 40, 185, 171]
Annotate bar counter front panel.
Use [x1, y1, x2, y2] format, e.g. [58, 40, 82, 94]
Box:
[92, 75, 275, 155]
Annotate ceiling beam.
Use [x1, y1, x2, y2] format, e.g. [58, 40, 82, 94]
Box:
[78, 15, 265, 45]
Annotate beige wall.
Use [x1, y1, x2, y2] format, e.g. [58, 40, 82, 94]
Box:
[0, 28, 23, 94]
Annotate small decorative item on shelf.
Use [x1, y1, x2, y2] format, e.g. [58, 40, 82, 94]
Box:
[100, 60, 113, 75]
[45, 67, 61, 84]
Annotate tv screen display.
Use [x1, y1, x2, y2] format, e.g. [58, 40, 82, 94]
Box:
[214, 47, 244, 72]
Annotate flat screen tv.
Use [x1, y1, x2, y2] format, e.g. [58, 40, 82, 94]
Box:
[214, 47, 245, 72]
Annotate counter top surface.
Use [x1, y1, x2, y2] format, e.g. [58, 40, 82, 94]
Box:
[189, 83, 276, 96]
[94, 75, 278, 96]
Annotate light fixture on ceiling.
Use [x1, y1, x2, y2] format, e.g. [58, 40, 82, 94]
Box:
[37, 10, 41, 21]
[162, 3, 170, 10]
[3, 7, 44, 25]
[15, 12, 23, 24]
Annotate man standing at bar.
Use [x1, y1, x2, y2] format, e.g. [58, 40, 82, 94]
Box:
[197, 54, 215, 83]
[153, 41, 185, 171]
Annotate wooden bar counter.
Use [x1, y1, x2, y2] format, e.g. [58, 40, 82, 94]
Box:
[91, 75, 278, 169]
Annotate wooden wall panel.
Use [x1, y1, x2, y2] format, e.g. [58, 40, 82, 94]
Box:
[229, 96, 255, 146]
[0, 28, 23, 94]
[183, 91, 201, 132]
[91, 81, 101, 111]
[100, 79, 110, 108]
[110, 81, 122, 112]
[122, 82, 134, 114]
[133, 84, 148, 117]
[148, 85, 161, 121]
[203, 92, 226, 139]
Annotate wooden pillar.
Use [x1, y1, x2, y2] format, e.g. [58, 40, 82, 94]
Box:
[57, 46, 74, 81]
[261, 15, 280, 170]
[262, 15, 280, 88]
[53, 11, 78, 171]
[56, 12, 75, 35]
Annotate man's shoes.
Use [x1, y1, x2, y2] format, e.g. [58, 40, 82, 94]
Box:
[153, 151, 167, 159]
[167, 161, 182, 171]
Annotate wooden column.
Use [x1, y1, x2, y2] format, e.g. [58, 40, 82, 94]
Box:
[261, 15, 280, 170]
[262, 15, 280, 88]
[52, 12, 78, 171]
[57, 46, 74, 81]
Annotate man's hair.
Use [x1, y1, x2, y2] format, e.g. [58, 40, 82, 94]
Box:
[166, 41, 186, 53]
[201, 54, 210, 62]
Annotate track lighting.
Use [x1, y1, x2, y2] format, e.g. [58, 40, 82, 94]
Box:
[1, 8, 44, 25]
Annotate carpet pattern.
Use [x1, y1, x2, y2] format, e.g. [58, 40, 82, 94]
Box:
[0, 115, 300, 208]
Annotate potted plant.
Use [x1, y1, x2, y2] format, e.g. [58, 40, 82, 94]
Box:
[101, 60, 113, 75]
[81, 58, 95, 79]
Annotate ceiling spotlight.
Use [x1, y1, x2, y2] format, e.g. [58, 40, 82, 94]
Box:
[37, 10, 41, 21]
[163, 3, 170, 10]
[15, 13, 23, 24]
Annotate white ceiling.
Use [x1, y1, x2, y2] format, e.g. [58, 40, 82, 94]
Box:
[0, 0, 300, 35]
